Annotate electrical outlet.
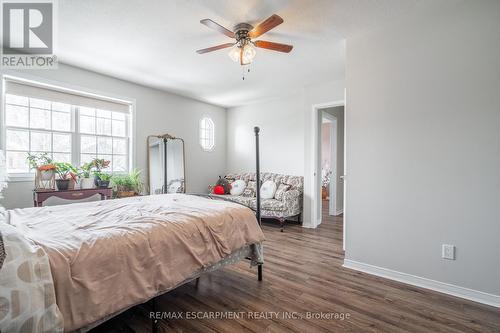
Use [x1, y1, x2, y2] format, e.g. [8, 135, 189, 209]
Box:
[442, 244, 455, 260]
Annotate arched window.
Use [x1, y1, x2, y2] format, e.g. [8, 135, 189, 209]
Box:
[199, 117, 215, 151]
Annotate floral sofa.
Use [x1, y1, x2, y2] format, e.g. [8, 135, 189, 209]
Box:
[214, 172, 303, 231]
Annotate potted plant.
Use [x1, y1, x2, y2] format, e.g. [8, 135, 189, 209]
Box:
[79, 162, 95, 189]
[95, 172, 112, 188]
[91, 158, 110, 186]
[112, 169, 143, 198]
[27, 153, 57, 189]
[54, 162, 77, 191]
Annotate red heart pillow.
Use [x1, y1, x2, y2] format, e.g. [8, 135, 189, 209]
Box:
[213, 185, 225, 195]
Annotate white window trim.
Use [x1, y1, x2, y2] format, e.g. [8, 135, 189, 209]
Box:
[199, 116, 215, 152]
[1, 74, 136, 182]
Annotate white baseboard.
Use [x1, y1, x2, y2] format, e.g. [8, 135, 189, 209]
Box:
[343, 259, 500, 308]
[334, 209, 343, 216]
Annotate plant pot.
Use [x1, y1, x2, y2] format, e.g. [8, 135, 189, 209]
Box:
[56, 179, 70, 191]
[80, 177, 95, 189]
[97, 180, 110, 188]
[40, 170, 54, 181]
[117, 190, 136, 198]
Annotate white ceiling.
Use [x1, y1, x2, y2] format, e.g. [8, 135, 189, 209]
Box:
[57, 0, 456, 108]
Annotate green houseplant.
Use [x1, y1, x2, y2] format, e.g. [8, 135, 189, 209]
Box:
[54, 162, 77, 191]
[26, 153, 57, 189]
[78, 162, 95, 189]
[94, 171, 112, 188]
[112, 169, 143, 198]
[91, 158, 111, 186]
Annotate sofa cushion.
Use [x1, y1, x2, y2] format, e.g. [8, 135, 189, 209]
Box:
[213, 195, 254, 207]
[242, 181, 256, 197]
[274, 183, 291, 200]
[248, 199, 284, 212]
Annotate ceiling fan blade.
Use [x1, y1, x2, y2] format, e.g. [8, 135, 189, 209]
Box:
[254, 40, 293, 53]
[196, 43, 234, 54]
[248, 14, 284, 38]
[200, 19, 235, 38]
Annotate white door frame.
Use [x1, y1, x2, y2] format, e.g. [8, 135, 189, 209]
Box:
[321, 111, 338, 216]
[310, 100, 344, 230]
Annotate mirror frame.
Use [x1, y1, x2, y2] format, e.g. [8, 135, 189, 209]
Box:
[146, 134, 186, 194]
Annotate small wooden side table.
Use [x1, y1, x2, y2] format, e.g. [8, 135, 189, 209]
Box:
[33, 188, 113, 207]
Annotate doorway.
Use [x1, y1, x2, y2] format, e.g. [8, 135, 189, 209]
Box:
[320, 107, 344, 218]
[309, 102, 345, 249]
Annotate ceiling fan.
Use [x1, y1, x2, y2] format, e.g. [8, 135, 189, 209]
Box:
[196, 14, 293, 66]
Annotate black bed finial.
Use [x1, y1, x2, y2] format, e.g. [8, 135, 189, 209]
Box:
[254, 126, 260, 134]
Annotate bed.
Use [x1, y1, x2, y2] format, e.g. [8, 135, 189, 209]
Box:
[0, 127, 265, 332]
[0, 193, 265, 332]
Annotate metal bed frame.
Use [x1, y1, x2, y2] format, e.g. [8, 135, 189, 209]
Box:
[150, 127, 263, 332]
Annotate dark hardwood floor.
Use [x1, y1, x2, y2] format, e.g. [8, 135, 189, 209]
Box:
[92, 201, 500, 333]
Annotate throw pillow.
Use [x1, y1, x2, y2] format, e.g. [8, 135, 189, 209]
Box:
[275, 183, 291, 200]
[260, 180, 277, 199]
[213, 185, 225, 195]
[242, 181, 256, 197]
[230, 179, 246, 196]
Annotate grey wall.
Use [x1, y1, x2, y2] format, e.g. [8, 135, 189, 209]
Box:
[226, 93, 305, 176]
[1, 64, 226, 208]
[345, 0, 500, 295]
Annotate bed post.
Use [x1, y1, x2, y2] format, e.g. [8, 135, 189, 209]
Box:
[254, 126, 261, 225]
[254, 126, 263, 282]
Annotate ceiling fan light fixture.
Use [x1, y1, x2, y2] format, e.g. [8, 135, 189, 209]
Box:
[228, 45, 240, 62]
[242, 43, 256, 64]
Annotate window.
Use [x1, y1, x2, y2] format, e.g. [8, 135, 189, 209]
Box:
[3, 81, 132, 176]
[5, 95, 73, 173]
[78, 107, 129, 172]
[199, 117, 215, 151]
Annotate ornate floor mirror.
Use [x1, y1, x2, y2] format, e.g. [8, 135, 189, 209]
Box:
[147, 134, 186, 194]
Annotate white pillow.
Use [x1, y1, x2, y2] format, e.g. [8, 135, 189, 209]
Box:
[230, 179, 246, 196]
[260, 180, 277, 199]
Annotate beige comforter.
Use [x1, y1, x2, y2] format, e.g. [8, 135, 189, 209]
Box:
[7, 194, 265, 332]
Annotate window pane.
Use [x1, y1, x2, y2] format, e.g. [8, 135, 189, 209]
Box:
[79, 107, 95, 116]
[81, 135, 96, 154]
[6, 94, 28, 106]
[5, 105, 29, 127]
[97, 109, 111, 118]
[96, 118, 111, 135]
[80, 153, 96, 165]
[53, 152, 71, 163]
[30, 108, 51, 130]
[113, 155, 127, 172]
[112, 112, 125, 120]
[52, 111, 71, 132]
[53, 133, 71, 152]
[52, 102, 71, 112]
[97, 137, 112, 154]
[80, 115, 95, 134]
[112, 120, 125, 137]
[6, 129, 29, 150]
[6, 151, 29, 173]
[31, 131, 51, 152]
[30, 98, 51, 109]
[112, 138, 127, 154]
